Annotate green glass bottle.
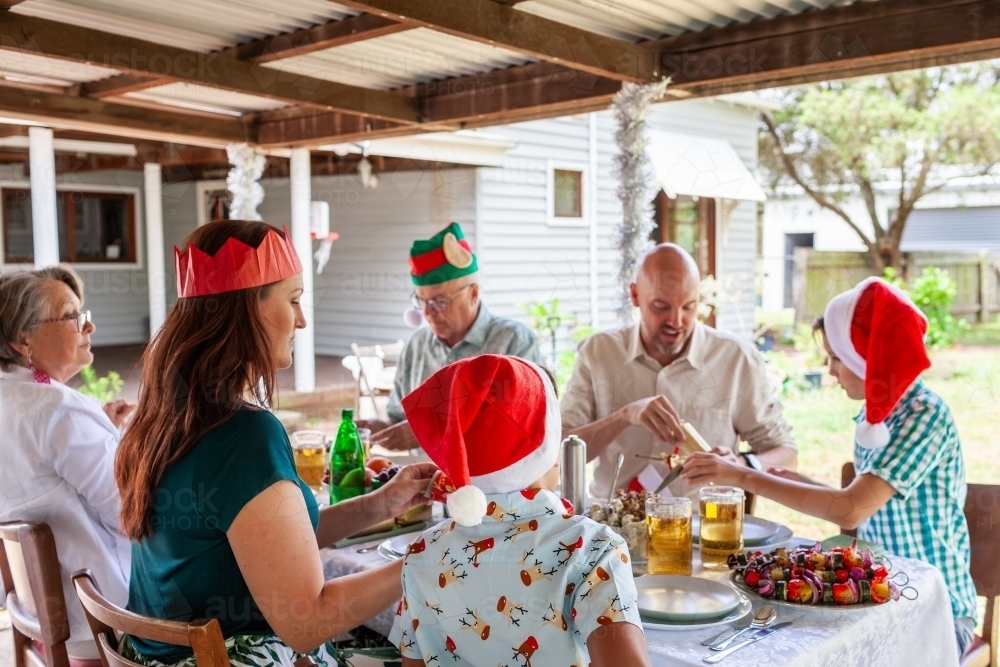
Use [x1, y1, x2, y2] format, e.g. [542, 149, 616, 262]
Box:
[329, 408, 366, 504]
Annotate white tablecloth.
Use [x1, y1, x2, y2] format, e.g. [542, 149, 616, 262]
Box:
[321, 536, 960, 667]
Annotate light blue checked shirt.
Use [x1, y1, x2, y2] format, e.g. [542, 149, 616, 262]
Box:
[388, 489, 642, 666]
[854, 379, 978, 621]
[386, 304, 543, 423]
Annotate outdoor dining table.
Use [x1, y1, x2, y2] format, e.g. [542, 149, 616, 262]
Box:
[319, 531, 960, 667]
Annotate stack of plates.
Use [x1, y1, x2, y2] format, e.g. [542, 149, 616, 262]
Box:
[378, 533, 423, 561]
[636, 576, 752, 632]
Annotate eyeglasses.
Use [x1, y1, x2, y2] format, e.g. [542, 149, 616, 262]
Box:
[38, 310, 91, 332]
[410, 285, 473, 313]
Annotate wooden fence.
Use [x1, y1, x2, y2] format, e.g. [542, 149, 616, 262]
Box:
[792, 249, 1000, 323]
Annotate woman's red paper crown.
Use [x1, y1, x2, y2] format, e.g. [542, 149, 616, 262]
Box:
[174, 226, 302, 298]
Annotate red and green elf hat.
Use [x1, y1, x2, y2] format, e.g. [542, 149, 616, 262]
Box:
[409, 222, 478, 286]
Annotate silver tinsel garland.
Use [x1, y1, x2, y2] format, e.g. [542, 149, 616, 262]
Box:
[612, 79, 670, 322]
[226, 143, 266, 220]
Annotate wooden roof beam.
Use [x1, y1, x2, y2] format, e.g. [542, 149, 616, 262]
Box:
[79, 73, 168, 99]
[648, 0, 1000, 96]
[0, 83, 249, 147]
[0, 11, 420, 124]
[333, 0, 657, 83]
[234, 13, 414, 63]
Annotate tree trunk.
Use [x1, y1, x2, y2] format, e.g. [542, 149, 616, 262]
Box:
[867, 245, 886, 276]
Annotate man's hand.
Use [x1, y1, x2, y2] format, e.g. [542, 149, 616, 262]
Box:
[102, 399, 134, 429]
[371, 420, 419, 451]
[621, 395, 684, 445]
[708, 446, 741, 465]
[356, 418, 389, 434]
[681, 451, 749, 487]
[372, 462, 438, 519]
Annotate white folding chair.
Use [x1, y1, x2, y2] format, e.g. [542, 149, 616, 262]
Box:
[344, 343, 396, 421]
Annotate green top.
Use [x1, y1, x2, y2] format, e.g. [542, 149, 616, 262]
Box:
[127, 409, 319, 661]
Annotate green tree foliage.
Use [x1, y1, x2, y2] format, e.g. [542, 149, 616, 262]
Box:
[883, 267, 968, 349]
[77, 365, 123, 402]
[761, 65, 1000, 273]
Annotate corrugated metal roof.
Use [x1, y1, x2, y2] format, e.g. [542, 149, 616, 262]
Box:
[263, 27, 536, 91]
[0, 49, 119, 86]
[514, 0, 858, 42]
[120, 82, 289, 116]
[11, 0, 358, 52]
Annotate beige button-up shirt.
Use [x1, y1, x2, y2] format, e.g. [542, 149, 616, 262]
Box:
[561, 322, 795, 500]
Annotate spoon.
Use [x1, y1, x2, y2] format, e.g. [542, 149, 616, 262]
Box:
[710, 606, 776, 651]
[606, 452, 625, 505]
[700, 607, 753, 646]
[356, 544, 380, 554]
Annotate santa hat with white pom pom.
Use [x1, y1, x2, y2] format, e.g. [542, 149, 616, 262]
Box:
[823, 277, 930, 449]
[401, 354, 561, 527]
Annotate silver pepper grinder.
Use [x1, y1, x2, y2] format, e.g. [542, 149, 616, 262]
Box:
[560, 435, 587, 515]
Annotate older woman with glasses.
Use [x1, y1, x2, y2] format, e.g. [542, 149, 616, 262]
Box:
[0, 264, 133, 664]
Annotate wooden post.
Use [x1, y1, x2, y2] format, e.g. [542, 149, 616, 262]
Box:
[143, 163, 166, 336]
[290, 148, 315, 393]
[28, 126, 59, 268]
[980, 249, 991, 323]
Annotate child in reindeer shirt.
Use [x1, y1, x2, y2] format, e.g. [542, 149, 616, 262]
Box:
[389, 355, 650, 667]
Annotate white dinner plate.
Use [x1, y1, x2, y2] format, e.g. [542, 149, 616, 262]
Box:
[692, 516, 782, 547]
[635, 575, 743, 622]
[640, 596, 752, 632]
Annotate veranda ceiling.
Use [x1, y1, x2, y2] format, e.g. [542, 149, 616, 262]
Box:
[0, 0, 996, 154]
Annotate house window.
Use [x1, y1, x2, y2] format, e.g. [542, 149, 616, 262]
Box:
[553, 169, 582, 217]
[2, 189, 136, 264]
[547, 161, 588, 227]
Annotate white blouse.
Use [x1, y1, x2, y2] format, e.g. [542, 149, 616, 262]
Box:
[0, 365, 130, 659]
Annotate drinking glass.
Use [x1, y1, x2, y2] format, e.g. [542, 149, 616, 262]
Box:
[357, 427, 372, 460]
[699, 486, 744, 569]
[291, 430, 328, 490]
[645, 496, 693, 575]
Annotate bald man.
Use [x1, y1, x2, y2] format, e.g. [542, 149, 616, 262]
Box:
[561, 244, 797, 500]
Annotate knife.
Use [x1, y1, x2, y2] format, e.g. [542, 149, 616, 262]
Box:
[653, 463, 684, 495]
[702, 622, 792, 663]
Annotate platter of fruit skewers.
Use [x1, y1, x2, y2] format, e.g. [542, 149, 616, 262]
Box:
[728, 540, 916, 612]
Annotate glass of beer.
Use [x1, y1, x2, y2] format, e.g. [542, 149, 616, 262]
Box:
[357, 427, 372, 460]
[645, 496, 693, 575]
[291, 430, 328, 490]
[699, 486, 744, 569]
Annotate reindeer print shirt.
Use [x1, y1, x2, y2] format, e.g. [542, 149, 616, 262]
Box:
[388, 489, 642, 667]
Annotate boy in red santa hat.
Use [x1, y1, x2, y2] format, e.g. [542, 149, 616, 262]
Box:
[388, 354, 650, 667]
[682, 277, 978, 658]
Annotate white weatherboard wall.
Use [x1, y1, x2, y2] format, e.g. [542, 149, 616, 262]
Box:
[478, 97, 761, 341]
[0, 165, 149, 346]
[161, 169, 477, 356]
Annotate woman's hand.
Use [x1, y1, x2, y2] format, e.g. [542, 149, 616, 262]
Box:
[372, 462, 438, 519]
[681, 451, 749, 487]
[102, 399, 134, 429]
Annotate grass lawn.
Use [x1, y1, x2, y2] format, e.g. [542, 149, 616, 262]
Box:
[753, 343, 1000, 542]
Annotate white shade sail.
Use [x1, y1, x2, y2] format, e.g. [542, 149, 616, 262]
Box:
[647, 129, 767, 202]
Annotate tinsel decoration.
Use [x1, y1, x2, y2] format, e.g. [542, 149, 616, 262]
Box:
[226, 143, 266, 220]
[612, 78, 671, 322]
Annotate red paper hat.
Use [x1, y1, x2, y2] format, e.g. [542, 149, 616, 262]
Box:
[175, 225, 302, 298]
[401, 355, 560, 526]
[824, 277, 930, 448]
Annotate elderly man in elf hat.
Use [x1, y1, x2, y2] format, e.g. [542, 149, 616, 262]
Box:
[362, 222, 544, 451]
[683, 277, 978, 659]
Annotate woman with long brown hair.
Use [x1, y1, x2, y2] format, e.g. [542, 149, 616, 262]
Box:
[116, 220, 436, 667]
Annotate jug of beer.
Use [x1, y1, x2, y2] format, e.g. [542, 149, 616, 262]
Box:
[329, 409, 366, 504]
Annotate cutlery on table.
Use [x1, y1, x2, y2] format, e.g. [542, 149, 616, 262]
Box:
[653, 463, 685, 495]
[702, 621, 792, 663]
[356, 544, 380, 554]
[700, 609, 753, 646]
[709, 606, 776, 650]
[606, 452, 625, 505]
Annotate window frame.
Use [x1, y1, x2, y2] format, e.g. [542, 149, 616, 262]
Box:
[546, 160, 588, 228]
[196, 180, 232, 227]
[0, 182, 143, 270]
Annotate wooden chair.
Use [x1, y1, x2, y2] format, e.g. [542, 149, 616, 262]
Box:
[839, 462, 1000, 666]
[71, 570, 230, 667]
[962, 483, 1000, 667]
[71, 572, 320, 667]
[0, 520, 78, 667]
